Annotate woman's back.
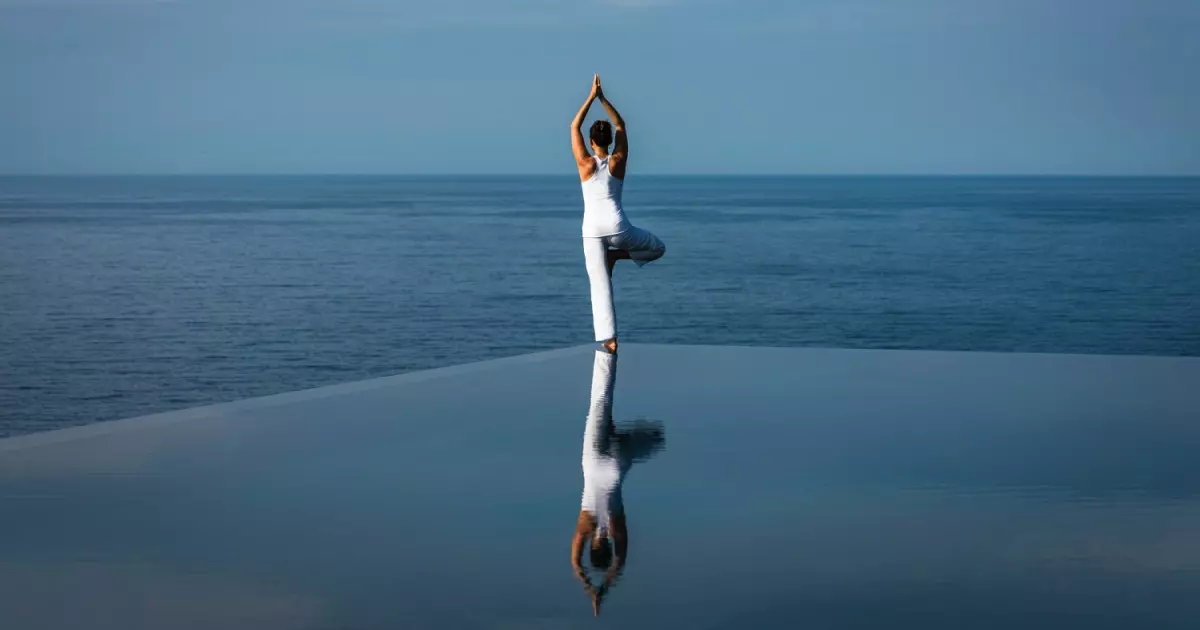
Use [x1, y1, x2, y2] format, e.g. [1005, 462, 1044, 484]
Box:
[581, 156, 630, 237]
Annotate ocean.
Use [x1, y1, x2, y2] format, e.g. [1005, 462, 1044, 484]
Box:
[1, 175, 1198, 437]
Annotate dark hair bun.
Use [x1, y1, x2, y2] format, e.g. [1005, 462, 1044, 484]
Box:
[589, 120, 614, 148]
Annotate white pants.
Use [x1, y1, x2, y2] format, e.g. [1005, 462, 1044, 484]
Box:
[583, 226, 666, 342]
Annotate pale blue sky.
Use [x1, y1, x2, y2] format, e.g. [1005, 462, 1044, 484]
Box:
[1, 0, 1197, 174]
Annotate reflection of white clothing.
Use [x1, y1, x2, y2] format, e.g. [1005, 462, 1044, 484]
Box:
[581, 350, 630, 530]
[580, 158, 666, 342]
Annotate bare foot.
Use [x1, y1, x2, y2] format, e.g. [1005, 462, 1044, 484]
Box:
[602, 338, 618, 353]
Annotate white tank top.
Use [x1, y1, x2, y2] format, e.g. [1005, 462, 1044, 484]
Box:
[580, 156, 631, 237]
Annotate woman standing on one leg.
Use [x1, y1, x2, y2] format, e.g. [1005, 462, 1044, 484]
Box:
[571, 75, 666, 353]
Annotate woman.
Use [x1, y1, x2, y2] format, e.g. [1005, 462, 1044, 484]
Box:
[571, 75, 666, 353]
[571, 348, 665, 616]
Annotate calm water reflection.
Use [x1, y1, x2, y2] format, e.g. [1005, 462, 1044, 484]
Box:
[1, 344, 1198, 628]
[572, 349, 665, 616]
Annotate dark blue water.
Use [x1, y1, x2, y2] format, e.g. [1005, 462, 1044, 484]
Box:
[1, 176, 1198, 437]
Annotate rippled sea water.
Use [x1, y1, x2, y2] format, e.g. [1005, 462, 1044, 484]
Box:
[2, 176, 1198, 437]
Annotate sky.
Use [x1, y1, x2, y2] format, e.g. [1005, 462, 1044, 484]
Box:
[1, 0, 1197, 175]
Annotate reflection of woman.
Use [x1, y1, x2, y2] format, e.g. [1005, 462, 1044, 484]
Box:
[571, 349, 665, 616]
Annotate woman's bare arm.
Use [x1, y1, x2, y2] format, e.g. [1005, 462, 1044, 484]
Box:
[571, 511, 596, 584]
[596, 80, 628, 178]
[571, 76, 601, 180]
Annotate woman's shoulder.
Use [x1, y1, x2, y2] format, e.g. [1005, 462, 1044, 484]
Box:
[578, 158, 599, 183]
[607, 155, 627, 180]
